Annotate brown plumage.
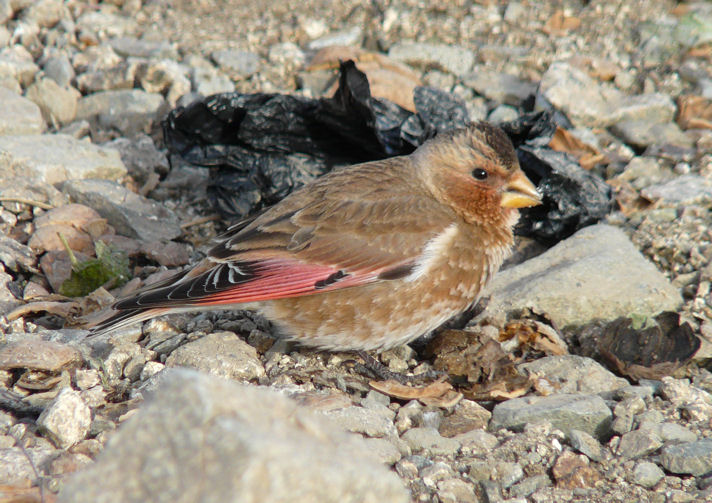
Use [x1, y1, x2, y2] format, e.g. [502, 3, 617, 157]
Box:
[89, 123, 541, 351]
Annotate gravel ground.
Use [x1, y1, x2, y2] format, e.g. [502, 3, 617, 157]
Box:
[1, 0, 712, 502]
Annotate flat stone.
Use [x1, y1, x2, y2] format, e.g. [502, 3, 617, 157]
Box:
[660, 440, 712, 476]
[437, 478, 478, 503]
[537, 62, 623, 128]
[643, 422, 697, 444]
[58, 369, 409, 503]
[518, 355, 628, 394]
[362, 437, 402, 465]
[568, 429, 606, 462]
[37, 388, 91, 449]
[438, 399, 491, 437]
[0, 340, 82, 372]
[401, 427, 460, 456]
[463, 69, 536, 105]
[389, 42, 475, 76]
[211, 49, 260, 80]
[609, 93, 676, 125]
[76, 89, 164, 135]
[0, 134, 126, 184]
[0, 88, 45, 134]
[617, 430, 663, 459]
[165, 332, 265, 382]
[631, 461, 664, 488]
[610, 121, 693, 149]
[509, 474, 552, 498]
[109, 37, 177, 59]
[642, 175, 712, 205]
[0, 235, 35, 272]
[61, 179, 181, 241]
[321, 405, 397, 438]
[25, 77, 80, 127]
[307, 26, 363, 50]
[485, 224, 682, 328]
[0, 448, 55, 484]
[490, 394, 612, 440]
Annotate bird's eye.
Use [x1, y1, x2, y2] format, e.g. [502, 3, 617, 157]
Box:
[472, 168, 488, 180]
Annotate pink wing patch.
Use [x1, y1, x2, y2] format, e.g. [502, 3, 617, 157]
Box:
[192, 258, 375, 306]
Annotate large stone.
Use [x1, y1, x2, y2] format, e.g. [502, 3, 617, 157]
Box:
[389, 42, 475, 76]
[58, 369, 408, 503]
[485, 224, 682, 328]
[61, 179, 181, 241]
[76, 89, 164, 135]
[25, 77, 80, 127]
[165, 332, 265, 382]
[37, 388, 91, 449]
[490, 394, 612, 440]
[518, 355, 628, 394]
[0, 134, 126, 184]
[660, 440, 712, 476]
[0, 87, 45, 135]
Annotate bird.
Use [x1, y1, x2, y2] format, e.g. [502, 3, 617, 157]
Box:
[89, 122, 541, 352]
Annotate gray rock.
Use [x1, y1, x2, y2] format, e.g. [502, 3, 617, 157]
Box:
[617, 430, 663, 459]
[641, 175, 712, 205]
[0, 235, 35, 272]
[660, 440, 712, 476]
[25, 77, 79, 127]
[487, 104, 519, 124]
[109, 37, 177, 59]
[453, 429, 498, 456]
[76, 90, 165, 135]
[518, 355, 628, 395]
[362, 437, 402, 465]
[37, 388, 91, 449]
[322, 405, 397, 438]
[642, 422, 697, 444]
[58, 369, 408, 503]
[308, 26, 363, 50]
[165, 332, 265, 382]
[490, 394, 612, 440]
[609, 93, 676, 125]
[75, 62, 136, 93]
[616, 156, 674, 191]
[537, 62, 623, 128]
[568, 429, 606, 462]
[611, 121, 692, 149]
[211, 49, 260, 80]
[438, 399, 491, 437]
[0, 88, 45, 134]
[631, 461, 664, 488]
[0, 46, 39, 87]
[463, 69, 536, 105]
[61, 178, 181, 241]
[492, 461, 524, 489]
[190, 65, 234, 95]
[509, 474, 552, 498]
[401, 427, 460, 456]
[104, 134, 169, 183]
[22, 0, 69, 27]
[389, 42, 475, 76]
[485, 224, 682, 328]
[0, 268, 21, 314]
[0, 134, 126, 184]
[437, 478, 478, 503]
[43, 52, 75, 88]
[0, 448, 55, 484]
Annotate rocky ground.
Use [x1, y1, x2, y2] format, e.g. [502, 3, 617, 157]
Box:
[1, 0, 712, 502]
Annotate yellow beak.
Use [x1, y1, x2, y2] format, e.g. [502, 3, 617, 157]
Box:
[500, 171, 541, 208]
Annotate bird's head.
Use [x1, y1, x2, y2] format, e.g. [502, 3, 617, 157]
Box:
[417, 122, 541, 227]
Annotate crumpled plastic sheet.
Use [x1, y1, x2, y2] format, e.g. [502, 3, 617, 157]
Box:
[163, 60, 614, 244]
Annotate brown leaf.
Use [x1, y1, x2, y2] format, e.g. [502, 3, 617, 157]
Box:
[499, 320, 569, 357]
[597, 312, 701, 381]
[549, 127, 607, 169]
[677, 95, 712, 130]
[369, 375, 454, 401]
[427, 330, 533, 401]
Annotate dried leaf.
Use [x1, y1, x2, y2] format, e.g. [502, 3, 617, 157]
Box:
[597, 312, 701, 380]
[499, 320, 568, 357]
[549, 127, 607, 170]
[419, 390, 463, 408]
[369, 375, 453, 401]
